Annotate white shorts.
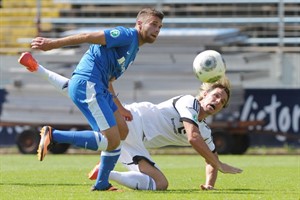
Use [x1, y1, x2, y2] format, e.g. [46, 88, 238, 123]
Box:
[118, 103, 158, 172]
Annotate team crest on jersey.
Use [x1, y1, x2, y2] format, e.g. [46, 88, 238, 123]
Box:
[193, 114, 198, 122]
[110, 29, 120, 38]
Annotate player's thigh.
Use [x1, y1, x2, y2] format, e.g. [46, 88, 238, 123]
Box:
[114, 110, 128, 140]
[68, 79, 117, 131]
[138, 159, 168, 190]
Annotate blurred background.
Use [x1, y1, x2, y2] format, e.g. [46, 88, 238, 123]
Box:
[0, 0, 299, 155]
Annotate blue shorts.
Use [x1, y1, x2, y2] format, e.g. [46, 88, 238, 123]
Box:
[68, 77, 118, 131]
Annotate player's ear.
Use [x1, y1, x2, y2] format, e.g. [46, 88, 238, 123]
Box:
[137, 20, 143, 30]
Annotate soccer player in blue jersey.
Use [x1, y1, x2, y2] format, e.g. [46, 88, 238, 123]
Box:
[19, 8, 164, 191]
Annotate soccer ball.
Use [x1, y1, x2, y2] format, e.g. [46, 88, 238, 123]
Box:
[193, 50, 226, 83]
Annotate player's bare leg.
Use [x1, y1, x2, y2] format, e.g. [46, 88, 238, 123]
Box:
[138, 159, 168, 190]
[88, 158, 168, 190]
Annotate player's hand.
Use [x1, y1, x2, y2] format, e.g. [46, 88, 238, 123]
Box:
[219, 162, 243, 174]
[119, 107, 133, 121]
[200, 184, 215, 190]
[31, 37, 53, 51]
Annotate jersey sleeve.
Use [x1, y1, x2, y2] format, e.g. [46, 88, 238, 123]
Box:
[104, 27, 136, 48]
[173, 95, 201, 127]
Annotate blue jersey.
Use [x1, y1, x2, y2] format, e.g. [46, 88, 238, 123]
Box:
[72, 26, 139, 88]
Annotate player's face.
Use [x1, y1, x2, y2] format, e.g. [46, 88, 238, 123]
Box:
[201, 88, 228, 115]
[138, 15, 163, 44]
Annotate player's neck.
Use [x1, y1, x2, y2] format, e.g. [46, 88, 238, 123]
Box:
[198, 107, 207, 122]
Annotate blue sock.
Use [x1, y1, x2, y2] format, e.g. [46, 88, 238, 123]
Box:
[52, 129, 107, 151]
[94, 146, 121, 190]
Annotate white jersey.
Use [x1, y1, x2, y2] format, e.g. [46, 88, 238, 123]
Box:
[125, 95, 215, 151]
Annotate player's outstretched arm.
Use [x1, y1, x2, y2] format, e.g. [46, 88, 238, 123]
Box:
[218, 162, 243, 174]
[31, 31, 106, 51]
[201, 153, 218, 190]
[200, 152, 243, 190]
[183, 121, 243, 175]
[184, 121, 222, 168]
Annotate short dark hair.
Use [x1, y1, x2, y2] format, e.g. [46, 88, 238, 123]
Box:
[137, 8, 164, 21]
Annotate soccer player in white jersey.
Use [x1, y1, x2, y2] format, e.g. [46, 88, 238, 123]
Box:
[18, 8, 164, 191]
[18, 54, 242, 191]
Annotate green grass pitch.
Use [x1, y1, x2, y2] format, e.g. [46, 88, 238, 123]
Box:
[0, 154, 299, 200]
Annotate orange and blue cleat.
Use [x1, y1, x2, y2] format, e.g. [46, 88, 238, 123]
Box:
[18, 52, 39, 72]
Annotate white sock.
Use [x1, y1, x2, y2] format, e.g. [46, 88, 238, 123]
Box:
[109, 171, 156, 190]
[37, 65, 69, 96]
[95, 132, 108, 151]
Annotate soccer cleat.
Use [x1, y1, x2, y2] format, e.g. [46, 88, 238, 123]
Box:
[37, 126, 53, 161]
[88, 162, 100, 180]
[90, 184, 118, 192]
[18, 52, 38, 72]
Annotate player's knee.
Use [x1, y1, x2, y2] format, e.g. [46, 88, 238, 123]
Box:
[105, 135, 121, 151]
[106, 139, 120, 151]
[155, 179, 169, 190]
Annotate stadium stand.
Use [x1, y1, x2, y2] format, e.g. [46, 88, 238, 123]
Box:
[0, 0, 70, 54]
[46, 0, 300, 52]
[0, 0, 299, 54]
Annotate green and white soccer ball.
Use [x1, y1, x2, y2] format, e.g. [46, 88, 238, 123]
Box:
[193, 50, 226, 83]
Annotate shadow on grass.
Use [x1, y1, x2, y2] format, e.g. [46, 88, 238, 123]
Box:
[2, 183, 287, 196]
[0, 182, 89, 187]
[151, 188, 266, 195]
